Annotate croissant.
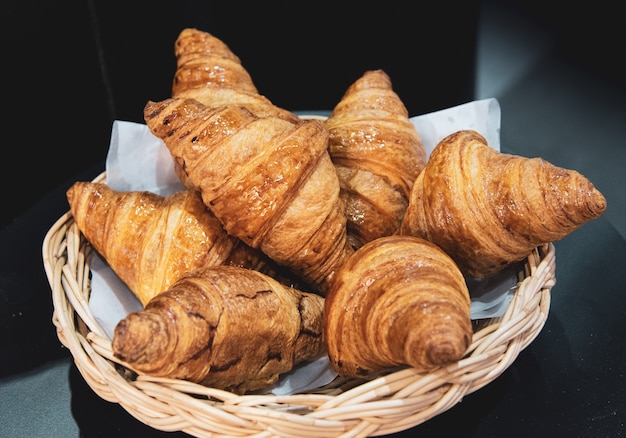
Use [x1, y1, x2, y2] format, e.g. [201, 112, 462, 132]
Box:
[112, 265, 326, 394]
[144, 98, 354, 295]
[400, 129, 607, 278]
[66, 181, 305, 305]
[324, 235, 472, 379]
[172, 28, 300, 123]
[325, 69, 427, 249]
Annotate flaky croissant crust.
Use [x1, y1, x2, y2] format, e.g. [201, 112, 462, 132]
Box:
[400, 130, 607, 278]
[325, 69, 426, 249]
[66, 182, 237, 305]
[326, 69, 426, 197]
[112, 265, 326, 393]
[172, 28, 300, 123]
[66, 181, 306, 305]
[324, 235, 472, 379]
[172, 27, 257, 96]
[144, 97, 354, 295]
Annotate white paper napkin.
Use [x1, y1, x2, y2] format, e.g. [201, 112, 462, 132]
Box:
[410, 97, 501, 158]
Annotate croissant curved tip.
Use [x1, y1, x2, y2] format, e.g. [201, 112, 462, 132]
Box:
[65, 184, 76, 205]
[66, 181, 90, 209]
[112, 312, 169, 365]
[591, 186, 608, 217]
[405, 327, 471, 369]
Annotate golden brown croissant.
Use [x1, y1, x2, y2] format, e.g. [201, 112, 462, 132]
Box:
[66, 181, 306, 305]
[325, 69, 427, 249]
[172, 28, 300, 123]
[400, 129, 607, 278]
[172, 27, 257, 95]
[112, 265, 326, 394]
[144, 98, 354, 295]
[324, 235, 472, 379]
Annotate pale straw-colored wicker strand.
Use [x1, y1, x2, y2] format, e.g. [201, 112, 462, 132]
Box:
[44, 215, 69, 270]
[316, 367, 426, 411]
[141, 375, 245, 403]
[308, 363, 475, 434]
[47, 220, 90, 371]
[376, 378, 472, 433]
[226, 393, 335, 410]
[137, 380, 257, 429]
[169, 402, 258, 437]
[85, 344, 194, 429]
[240, 409, 350, 438]
[60, 221, 108, 340]
[75, 333, 121, 402]
[91, 333, 294, 437]
[361, 381, 470, 436]
[51, 256, 76, 354]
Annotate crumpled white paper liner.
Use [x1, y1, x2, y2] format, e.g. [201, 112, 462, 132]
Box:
[89, 97, 515, 395]
[90, 254, 143, 334]
[105, 120, 186, 195]
[411, 97, 501, 158]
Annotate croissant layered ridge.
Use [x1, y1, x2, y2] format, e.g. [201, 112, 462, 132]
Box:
[66, 181, 304, 305]
[172, 28, 300, 123]
[400, 129, 607, 278]
[112, 265, 326, 394]
[325, 69, 427, 249]
[172, 27, 258, 95]
[324, 235, 472, 379]
[144, 97, 354, 295]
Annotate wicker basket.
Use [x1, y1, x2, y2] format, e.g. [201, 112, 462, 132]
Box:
[42, 171, 556, 438]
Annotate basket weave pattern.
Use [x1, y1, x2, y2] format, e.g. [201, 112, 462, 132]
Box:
[42, 175, 556, 437]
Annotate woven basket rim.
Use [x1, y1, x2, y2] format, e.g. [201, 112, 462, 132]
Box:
[42, 171, 556, 437]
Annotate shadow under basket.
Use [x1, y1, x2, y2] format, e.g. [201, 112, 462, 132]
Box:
[42, 172, 556, 438]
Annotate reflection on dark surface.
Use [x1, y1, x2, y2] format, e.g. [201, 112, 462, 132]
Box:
[69, 364, 187, 437]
